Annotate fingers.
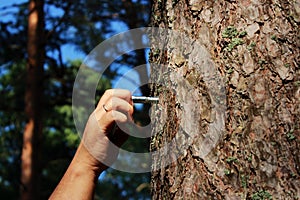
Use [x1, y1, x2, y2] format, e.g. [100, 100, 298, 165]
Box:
[94, 89, 133, 117]
[105, 110, 129, 124]
[99, 110, 132, 134]
[103, 97, 134, 116]
[97, 89, 133, 108]
[94, 89, 134, 134]
[80, 89, 135, 168]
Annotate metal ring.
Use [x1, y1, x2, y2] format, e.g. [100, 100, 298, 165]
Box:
[103, 104, 108, 112]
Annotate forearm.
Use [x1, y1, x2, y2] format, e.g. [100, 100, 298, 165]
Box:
[50, 89, 133, 199]
[49, 143, 105, 200]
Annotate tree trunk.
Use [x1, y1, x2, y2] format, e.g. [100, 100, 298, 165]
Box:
[150, 0, 299, 199]
[123, 0, 152, 124]
[21, 0, 45, 199]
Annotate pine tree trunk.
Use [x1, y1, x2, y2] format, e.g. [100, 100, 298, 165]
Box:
[21, 0, 45, 199]
[150, 0, 299, 199]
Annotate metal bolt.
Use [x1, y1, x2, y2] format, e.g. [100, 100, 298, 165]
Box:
[132, 96, 159, 103]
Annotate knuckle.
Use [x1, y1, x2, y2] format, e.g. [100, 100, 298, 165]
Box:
[104, 89, 113, 97]
[124, 90, 131, 97]
[110, 110, 117, 120]
[111, 97, 118, 109]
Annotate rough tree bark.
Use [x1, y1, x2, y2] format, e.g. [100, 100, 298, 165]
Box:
[150, 0, 299, 199]
[21, 0, 45, 199]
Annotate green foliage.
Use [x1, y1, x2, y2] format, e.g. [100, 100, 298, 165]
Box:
[222, 26, 247, 51]
[224, 169, 231, 175]
[247, 42, 256, 51]
[239, 31, 247, 37]
[287, 132, 296, 141]
[227, 38, 244, 51]
[241, 175, 248, 188]
[96, 169, 150, 200]
[252, 190, 272, 200]
[271, 35, 277, 41]
[0, 0, 152, 199]
[226, 67, 234, 74]
[226, 157, 238, 163]
[222, 26, 240, 39]
[0, 61, 26, 199]
[294, 81, 300, 86]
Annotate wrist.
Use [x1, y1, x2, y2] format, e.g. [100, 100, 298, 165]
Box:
[50, 153, 102, 200]
[72, 142, 107, 178]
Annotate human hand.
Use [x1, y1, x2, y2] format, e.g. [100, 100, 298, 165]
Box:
[75, 89, 134, 174]
[50, 89, 134, 199]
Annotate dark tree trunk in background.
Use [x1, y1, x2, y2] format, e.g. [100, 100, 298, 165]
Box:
[123, 0, 151, 97]
[150, 0, 299, 199]
[21, 0, 45, 199]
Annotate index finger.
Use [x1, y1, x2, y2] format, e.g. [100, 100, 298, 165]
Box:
[97, 89, 132, 108]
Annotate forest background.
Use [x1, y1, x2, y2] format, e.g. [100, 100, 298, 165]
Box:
[0, 0, 152, 199]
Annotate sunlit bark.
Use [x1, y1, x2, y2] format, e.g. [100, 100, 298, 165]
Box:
[21, 0, 45, 199]
[150, 1, 299, 199]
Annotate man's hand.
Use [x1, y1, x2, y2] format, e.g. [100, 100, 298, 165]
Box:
[50, 89, 134, 200]
[79, 89, 134, 172]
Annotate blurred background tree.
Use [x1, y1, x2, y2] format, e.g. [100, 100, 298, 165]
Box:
[0, 0, 152, 199]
